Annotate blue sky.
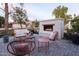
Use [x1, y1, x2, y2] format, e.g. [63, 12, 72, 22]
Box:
[0, 3, 79, 22]
[24, 3, 79, 21]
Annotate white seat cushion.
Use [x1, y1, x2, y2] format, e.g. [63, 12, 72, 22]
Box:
[14, 29, 29, 37]
[49, 32, 56, 40]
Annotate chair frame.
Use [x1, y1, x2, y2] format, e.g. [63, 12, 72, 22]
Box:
[7, 39, 36, 56]
[37, 31, 58, 53]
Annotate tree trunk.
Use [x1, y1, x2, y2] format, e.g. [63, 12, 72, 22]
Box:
[20, 23, 22, 29]
[19, 19, 22, 29]
[4, 3, 8, 33]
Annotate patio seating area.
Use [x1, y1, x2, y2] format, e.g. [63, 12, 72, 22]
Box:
[0, 34, 79, 56]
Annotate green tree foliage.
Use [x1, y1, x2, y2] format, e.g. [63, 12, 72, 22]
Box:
[30, 19, 39, 31]
[52, 5, 72, 25]
[29, 19, 39, 34]
[0, 16, 4, 28]
[11, 6, 28, 28]
[71, 15, 79, 32]
[32, 19, 39, 27]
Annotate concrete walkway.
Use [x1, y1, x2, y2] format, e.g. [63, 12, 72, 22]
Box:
[0, 36, 79, 56]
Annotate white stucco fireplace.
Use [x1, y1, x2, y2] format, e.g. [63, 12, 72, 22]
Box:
[39, 19, 64, 39]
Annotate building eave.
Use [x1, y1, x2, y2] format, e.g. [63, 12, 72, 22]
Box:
[39, 18, 64, 22]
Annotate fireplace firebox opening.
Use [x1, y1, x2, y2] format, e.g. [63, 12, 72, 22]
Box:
[43, 24, 55, 31]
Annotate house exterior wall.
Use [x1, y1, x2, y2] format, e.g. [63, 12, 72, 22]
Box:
[39, 19, 64, 39]
[12, 24, 26, 29]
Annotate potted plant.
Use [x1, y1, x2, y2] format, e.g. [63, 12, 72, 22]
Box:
[3, 31, 9, 43]
[71, 32, 79, 45]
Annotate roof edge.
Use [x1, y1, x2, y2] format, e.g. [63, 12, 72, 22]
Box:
[39, 18, 64, 22]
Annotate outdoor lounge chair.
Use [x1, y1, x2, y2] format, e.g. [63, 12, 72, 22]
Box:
[38, 31, 58, 53]
[7, 25, 36, 56]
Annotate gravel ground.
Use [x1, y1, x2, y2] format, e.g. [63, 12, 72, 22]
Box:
[0, 35, 79, 56]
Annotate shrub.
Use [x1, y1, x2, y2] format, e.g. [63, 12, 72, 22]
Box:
[64, 32, 72, 40]
[0, 30, 14, 37]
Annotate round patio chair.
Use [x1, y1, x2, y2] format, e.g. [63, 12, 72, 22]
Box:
[7, 40, 36, 56]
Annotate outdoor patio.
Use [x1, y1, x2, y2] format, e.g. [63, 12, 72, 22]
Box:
[0, 34, 79, 56]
